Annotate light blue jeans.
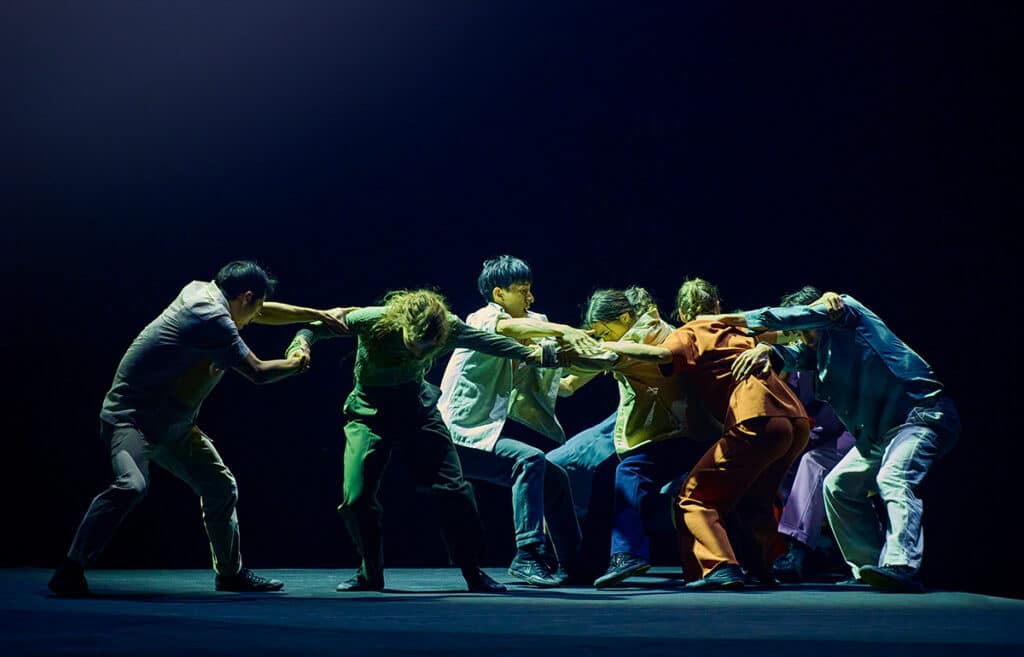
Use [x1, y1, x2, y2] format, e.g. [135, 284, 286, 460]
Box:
[823, 398, 959, 576]
[457, 437, 580, 564]
[546, 413, 619, 576]
[547, 413, 618, 519]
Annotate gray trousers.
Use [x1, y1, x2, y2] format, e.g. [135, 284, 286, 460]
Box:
[823, 399, 959, 577]
[67, 421, 242, 575]
[456, 437, 581, 564]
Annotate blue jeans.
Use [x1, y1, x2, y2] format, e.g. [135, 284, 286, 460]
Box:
[547, 413, 619, 576]
[611, 438, 709, 560]
[457, 435, 581, 564]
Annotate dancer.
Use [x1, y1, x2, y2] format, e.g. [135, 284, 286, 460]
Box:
[438, 256, 595, 586]
[597, 278, 809, 590]
[49, 261, 342, 596]
[287, 288, 561, 593]
[721, 287, 959, 592]
[575, 288, 716, 588]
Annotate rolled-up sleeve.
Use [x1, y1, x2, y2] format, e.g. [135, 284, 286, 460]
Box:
[661, 328, 698, 375]
[451, 318, 534, 360]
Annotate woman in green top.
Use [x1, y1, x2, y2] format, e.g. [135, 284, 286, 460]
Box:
[572, 287, 714, 588]
[288, 289, 550, 593]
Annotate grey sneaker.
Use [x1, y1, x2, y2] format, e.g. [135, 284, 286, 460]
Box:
[859, 565, 925, 593]
[508, 544, 560, 587]
[685, 563, 745, 591]
[593, 552, 652, 589]
[215, 568, 284, 592]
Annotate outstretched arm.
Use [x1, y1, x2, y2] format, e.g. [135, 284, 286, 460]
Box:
[495, 317, 601, 353]
[255, 303, 358, 333]
[695, 312, 748, 326]
[598, 341, 673, 364]
[283, 306, 376, 358]
[452, 319, 538, 362]
[233, 350, 310, 384]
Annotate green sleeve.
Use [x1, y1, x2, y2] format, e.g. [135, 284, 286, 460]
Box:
[286, 306, 383, 356]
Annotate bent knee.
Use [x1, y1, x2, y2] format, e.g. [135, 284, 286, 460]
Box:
[113, 472, 149, 502]
[516, 448, 546, 471]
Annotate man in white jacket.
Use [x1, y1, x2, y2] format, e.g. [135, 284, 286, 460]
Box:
[438, 255, 597, 586]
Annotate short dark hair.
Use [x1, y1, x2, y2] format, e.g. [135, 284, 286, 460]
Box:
[215, 260, 277, 300]
[477, 255, 532, 303]
[583, 286, 656, 328]
[780, 285, 822, 307]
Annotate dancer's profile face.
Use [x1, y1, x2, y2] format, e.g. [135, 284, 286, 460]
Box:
[232, 293, 265, 329]
[494, 281, 533, 318]
[591, 313, 634, 342]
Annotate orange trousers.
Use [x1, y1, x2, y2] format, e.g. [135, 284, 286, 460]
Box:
[675, 416, 811, 581]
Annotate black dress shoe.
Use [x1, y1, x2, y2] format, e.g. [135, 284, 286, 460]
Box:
[859, 565, 925, 593]
[215, 568, 284, 592]
[685, 563, 745, 591]
[335, 571, 385, 592]
[462, 567, 507, 593]
[744, 571, 780, 588]
[593, 552, 652, 589]
[48, 558, 90, 597]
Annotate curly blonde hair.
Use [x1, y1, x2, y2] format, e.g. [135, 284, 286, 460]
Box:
[675, 278, 720, 322]
[371, 289, 453, 353]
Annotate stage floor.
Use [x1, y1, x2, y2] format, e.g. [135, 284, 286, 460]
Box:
[2, 568, 1022, 656]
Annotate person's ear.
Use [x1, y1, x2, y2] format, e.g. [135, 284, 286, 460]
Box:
[678, 309, 687, 324]
[619, 312, 633, 325]
[492, 287, 504, 304]
[242, 290, 254, 306]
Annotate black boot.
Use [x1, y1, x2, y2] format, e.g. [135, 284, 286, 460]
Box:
[48, 558, 90, 597]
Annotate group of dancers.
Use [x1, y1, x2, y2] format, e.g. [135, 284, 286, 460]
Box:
[48, 256, 959, 596]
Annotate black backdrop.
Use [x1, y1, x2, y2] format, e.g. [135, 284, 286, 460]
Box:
[2, 2, 1018, 596]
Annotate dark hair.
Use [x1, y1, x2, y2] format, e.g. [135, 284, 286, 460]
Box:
[583, 286, 656, 328]
[477, 255, 532, 303]
[215, 260, 278, 300]
[675, 278, 720, 322]
[780, 285, 822, 307]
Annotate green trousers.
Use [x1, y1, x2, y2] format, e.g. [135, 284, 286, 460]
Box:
[339, 384, 484, 580]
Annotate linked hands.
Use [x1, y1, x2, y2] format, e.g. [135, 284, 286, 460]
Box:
[557, 326, 603, 355]
[812, 292, 844, 319]
[289, 338, 312, 374]
[319, 306, 360, 333]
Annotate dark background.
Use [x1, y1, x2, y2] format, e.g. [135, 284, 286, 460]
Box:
[2, 2, 1018, 596]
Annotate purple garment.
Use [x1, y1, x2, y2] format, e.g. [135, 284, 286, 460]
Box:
[777, 372, 855, 548]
